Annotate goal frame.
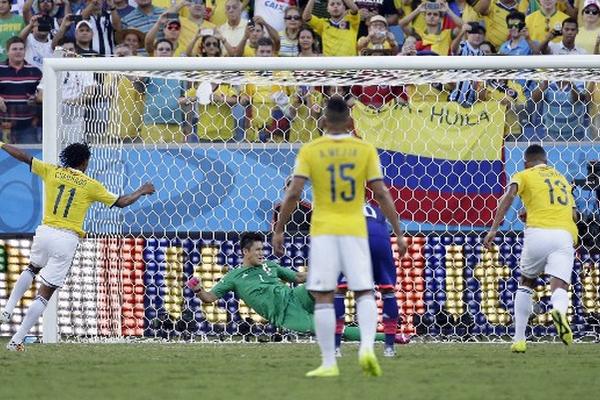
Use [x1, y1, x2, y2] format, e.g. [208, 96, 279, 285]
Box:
[41, 54, 600, 343]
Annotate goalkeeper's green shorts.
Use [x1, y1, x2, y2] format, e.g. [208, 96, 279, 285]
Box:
[280, 285, 315, 333]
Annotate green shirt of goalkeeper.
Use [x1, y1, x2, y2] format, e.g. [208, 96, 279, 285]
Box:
[188, 232, 314, 333]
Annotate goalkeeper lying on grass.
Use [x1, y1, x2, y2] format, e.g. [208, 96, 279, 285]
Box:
[187, 232, 406, 344]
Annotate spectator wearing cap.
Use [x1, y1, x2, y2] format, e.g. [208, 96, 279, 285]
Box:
[449, 22, 485, 107]
[539, 17, 586, 54]
[0, 36, 43, 144]
[121, 0, 165, 33]
[354, 0, 398, 38]
[52, 17, 98, 56]
[303, 0, 361, 56]
[576, 0, 600, 52]
[526, 0, 569, 43]
[498, 10, 537, 55]
[145, 12, 190, 56]
[77, 0, 122, 56]
[399, 1, 463, 56]
[116, 27, 145, 55]
[357, 15, 399, 55]
[0, 0, 25, 62]
[470, 0, 523, 50]
[18, 14, 53, 69]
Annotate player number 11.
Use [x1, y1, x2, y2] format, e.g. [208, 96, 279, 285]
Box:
[327, 163, 356, 202]
[53, 184, 77, 218]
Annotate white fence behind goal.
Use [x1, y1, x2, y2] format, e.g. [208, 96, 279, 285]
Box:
[27, 56, 600, 343]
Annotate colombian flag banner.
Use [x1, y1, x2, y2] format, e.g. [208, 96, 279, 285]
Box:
[352, 101, 507, 227]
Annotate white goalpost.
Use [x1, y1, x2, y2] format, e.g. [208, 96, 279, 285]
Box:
[35, 55, 600, 344]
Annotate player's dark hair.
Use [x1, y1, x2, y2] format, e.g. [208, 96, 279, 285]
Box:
[59, 142, 91, 168]
[505, 10, 525, 24]
[240, 232, 264, 251]
[257, 37, 274, 48]
[563, 17, 578, 28]
[524, 144, 546, 162]
[325, 96, 350, 125]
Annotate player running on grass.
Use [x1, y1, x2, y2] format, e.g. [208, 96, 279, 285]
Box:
[484, 144, 578, 353]
[186, 232, 407, 344]
[272, 96, 407, 378]
[0, 141, 155, 351]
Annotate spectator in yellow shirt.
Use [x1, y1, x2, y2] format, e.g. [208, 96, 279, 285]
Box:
[357, 15, 400, 55]
[145, 13, 190, 56]
[303, 0, 361, 56]
[223, 16, 280, 56]
[399, 1, 463, 55]
[525, 0, 569, 43]
[575, 0, 600, 52]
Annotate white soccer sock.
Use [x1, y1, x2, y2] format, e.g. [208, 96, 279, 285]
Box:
[4, 268, 36, 315]
[551, 288, 569, 315]
[356, 294, 378, 354]
[10, 296, 47, 344]
[513, 286, 533, 342]
[314, 303, 336, 368]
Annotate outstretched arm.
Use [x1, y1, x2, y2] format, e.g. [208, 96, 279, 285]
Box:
[0, 142, 33, 166]
[186, 277, 219, 303]
[114, 182, 155, 208]
[272, 177, 306, 256]
[483, 183, 518, 249]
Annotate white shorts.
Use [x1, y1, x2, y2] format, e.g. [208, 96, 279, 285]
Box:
[307, 235, 374, 291]
[520, 228, 575, 284]
[30, 225, 80, 288]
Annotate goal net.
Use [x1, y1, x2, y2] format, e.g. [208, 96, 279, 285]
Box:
[2, 56, 600, 343]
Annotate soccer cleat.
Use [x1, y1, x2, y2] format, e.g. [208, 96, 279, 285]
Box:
[383, 346, 396, 358]
[305, 365, 339, 378]
[6, 341, 25, 352]
[334, 347, 342, 358]
[359, 350, 382, 377]
[511, 340, 527, 353]
[0, 310, 10, 323]
[551, 309, 573, 346]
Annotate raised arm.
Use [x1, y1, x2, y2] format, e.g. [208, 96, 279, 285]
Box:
[254, 16, 280, 52]
[398, 3, 424, 34]
[483, 183, 518, 249]
[23, 0, 34, 24]
[368, 180, 407, 256]
[113, 182, 155, 208]
[343, 0, 359, 14]
[19, 15, 37, 41]
[52, 15, 74, 50]
[0, 142, 33, 165]
[145, 13, 169, 54]
[302, 0, 316, 22]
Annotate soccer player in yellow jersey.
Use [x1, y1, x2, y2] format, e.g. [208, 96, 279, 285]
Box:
[0, 142, 155, 351]
[273, 97, 407, 378]
[484, 144, 577, 353]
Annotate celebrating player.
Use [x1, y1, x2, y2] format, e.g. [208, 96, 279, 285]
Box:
[187, 232, 404, 343]
[0, 142, 155, 351]
[484, 144, 577, 353]
[335, 203, 404, 358]
[272, 96, 407, 377]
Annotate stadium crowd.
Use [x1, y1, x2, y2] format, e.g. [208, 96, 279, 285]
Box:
[0, 0, 598, 143]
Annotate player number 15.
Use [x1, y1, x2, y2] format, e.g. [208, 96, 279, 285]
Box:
[327, 163, 356, 202]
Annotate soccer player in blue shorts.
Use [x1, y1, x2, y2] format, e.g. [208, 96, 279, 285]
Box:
[335, 203, 402, 358]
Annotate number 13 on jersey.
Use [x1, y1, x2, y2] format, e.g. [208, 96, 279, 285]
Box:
[327, 163, 356, 202]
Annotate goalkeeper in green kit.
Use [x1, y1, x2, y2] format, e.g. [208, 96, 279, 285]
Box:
[187, 232, 400, 342]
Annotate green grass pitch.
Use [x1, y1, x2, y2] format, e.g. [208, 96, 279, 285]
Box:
[1, 339, 599, 400]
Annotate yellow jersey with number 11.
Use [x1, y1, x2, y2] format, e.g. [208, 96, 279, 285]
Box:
[510, 164, 578, 243]
[293, 134, 383, 238]
[32, 159, 119, 237]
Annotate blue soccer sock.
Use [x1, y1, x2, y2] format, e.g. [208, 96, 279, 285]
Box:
[382, 292, 399, 347]
[334, 294, 345, 348]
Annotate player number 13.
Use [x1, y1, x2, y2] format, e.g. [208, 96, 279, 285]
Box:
[543, 178, 569, 206]
[327, 163, 356, 202]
